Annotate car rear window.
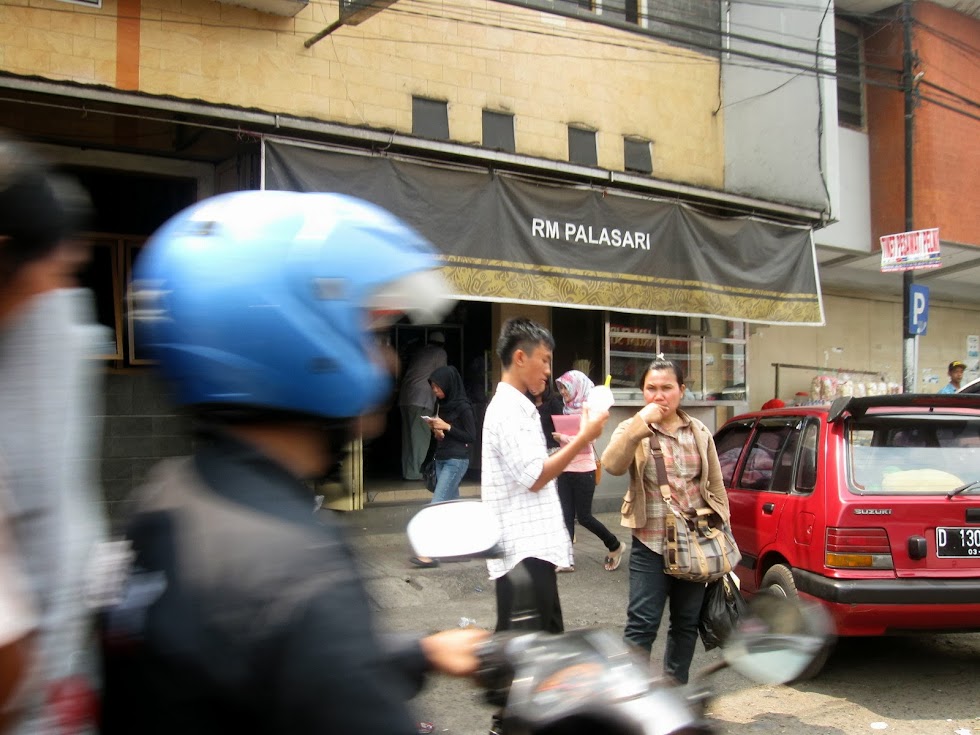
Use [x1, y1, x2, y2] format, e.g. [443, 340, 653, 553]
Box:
[848, 415, 980, 495]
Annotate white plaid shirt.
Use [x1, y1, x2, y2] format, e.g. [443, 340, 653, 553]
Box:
[482, 382, 572, 579]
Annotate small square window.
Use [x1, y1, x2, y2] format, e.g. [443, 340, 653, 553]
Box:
[412, 97, 450, 140]
[623, 137, 652, 174]
[482, 110, 515, 152]
[568, 126, 597, 166]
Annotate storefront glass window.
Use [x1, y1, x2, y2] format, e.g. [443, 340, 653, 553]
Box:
[606, 313, 748, 405]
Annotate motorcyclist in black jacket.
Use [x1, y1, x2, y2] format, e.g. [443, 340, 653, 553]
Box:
[99, 190, 486, 734]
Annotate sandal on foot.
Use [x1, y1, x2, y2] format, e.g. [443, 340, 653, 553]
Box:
[604, 543, 625, 571]
[409, 556, 440, 568]
[417, 721, 435, 734]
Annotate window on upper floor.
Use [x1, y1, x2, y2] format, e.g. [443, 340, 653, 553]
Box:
[502, 0, 720, 56]
[482, 110, 516, 152]
[412, 97, 450, 140]
[623, 136, 653, 174]
[568, 126, 597, 166]
[591, 0, 638, 24]
[835, 21, 865, 129]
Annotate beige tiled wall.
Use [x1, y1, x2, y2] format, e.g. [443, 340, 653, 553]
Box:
[748, 292, 980, 405]
[2, 0, 724, 187]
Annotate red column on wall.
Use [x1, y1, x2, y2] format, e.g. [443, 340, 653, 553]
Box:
[865, 2, 980, 250]
[116, 0, 141, 92]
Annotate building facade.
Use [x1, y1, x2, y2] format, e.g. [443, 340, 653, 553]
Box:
[762, 0, 980, 406]
[7, 0, 973, 510]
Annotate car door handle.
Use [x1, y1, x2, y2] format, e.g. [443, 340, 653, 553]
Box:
[762, 503, 775, 514]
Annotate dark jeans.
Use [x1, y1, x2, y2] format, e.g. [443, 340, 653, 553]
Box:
[557, 471, 620, 552]
[624, 537, 706, 684]
[494, 557, 564, 634]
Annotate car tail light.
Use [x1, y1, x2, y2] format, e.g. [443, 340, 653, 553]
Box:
[825, 527, 894, 569]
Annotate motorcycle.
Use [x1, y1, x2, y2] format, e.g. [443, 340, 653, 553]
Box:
[407, 501, 832, 735]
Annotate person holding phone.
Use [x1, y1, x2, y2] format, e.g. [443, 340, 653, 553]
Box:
[409, 366, 476, 568]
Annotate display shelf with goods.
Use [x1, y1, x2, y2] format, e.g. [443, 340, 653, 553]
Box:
[605, 314, 748, 419]
[770, 363, 895, 406]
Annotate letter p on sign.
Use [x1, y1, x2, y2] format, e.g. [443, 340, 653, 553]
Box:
[909, 284, 929, 336]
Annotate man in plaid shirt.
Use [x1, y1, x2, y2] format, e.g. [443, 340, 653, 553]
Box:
[481, 318, 609, 635]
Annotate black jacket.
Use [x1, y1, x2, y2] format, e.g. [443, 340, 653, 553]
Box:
[100, 435, 427, 735]
[429, 365, 476, 461]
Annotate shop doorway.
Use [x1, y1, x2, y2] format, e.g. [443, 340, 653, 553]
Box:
[362, 301, 493, 501]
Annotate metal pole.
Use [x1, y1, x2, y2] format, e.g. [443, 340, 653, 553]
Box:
[901, 0, 917, 393]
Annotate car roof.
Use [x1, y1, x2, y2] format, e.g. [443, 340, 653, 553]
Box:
[728, 393, 980, 425]
[959, 376, 980, 394]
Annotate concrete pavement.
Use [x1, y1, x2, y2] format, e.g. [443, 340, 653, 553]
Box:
[334, 501, 728, 734]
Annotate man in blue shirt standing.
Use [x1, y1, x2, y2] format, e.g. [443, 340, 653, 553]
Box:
[938, 360, 966, 393]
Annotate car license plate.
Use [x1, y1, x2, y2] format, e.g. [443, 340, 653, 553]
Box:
[936, 527, 980, 557]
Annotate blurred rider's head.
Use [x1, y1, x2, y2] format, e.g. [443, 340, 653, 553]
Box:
[130, 190, 452, 477]
[0, 131, 91, 324]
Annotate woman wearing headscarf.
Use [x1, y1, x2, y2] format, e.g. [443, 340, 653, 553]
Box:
[552, 370, 624, 572]
[409, 365, 476, 568]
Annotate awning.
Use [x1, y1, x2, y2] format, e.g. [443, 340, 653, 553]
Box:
[263, 138, 824, 325]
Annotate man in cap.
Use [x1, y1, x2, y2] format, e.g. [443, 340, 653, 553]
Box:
[938, 360, 966, 393]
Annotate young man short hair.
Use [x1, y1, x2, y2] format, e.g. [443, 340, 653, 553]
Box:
[481, 317, 609, 634]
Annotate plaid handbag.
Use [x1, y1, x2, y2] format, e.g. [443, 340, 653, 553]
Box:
[651, 447, 741, 583]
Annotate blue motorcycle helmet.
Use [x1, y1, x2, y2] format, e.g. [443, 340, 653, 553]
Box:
[131, 190, 451, 421]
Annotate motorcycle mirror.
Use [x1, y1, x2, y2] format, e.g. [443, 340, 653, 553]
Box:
[722, 592, 834, 685]
[406, 500, 502, 560]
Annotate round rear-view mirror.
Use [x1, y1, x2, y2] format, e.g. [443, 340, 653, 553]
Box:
[723, 592, 835, 685]
[406, 500, 502, 560]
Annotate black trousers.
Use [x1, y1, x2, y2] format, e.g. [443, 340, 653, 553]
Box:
[557, 470, 620, 552]
[494, 557, 564, 634]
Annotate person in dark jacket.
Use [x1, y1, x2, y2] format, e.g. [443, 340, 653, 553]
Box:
[425, 365, 476, 503]
[98, 191, 487, 735]
[409, 365, 476, 568]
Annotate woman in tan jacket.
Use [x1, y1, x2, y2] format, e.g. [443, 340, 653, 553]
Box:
[601, 357, 729, 684]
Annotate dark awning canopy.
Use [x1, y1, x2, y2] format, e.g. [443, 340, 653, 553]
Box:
[263, 139, 824, 325]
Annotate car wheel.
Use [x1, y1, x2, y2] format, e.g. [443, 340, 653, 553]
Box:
[760, 563, 798, 600]
[759, 564, 833, 680]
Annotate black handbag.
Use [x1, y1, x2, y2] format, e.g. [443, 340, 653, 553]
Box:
[421, 459, 437, 493]
[698, 573, 748, 651]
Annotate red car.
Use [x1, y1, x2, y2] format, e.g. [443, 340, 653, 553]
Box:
[715, 394, 980, 673]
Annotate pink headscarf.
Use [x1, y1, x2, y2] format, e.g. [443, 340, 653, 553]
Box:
[556, 370, 594, 414]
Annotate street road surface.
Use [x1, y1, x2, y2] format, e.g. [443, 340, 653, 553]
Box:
[350, 508, 980, 735]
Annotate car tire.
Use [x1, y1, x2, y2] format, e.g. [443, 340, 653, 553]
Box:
[760, 564, 834, 681]
[760, 563, 798, 600]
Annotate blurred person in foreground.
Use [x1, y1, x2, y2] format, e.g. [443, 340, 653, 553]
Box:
[601, 357, 729, 685]
[98, 191, 487, 734]
[0, 132, 107, 733]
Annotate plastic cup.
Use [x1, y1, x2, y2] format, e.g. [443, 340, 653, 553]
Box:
[587, 384, 615, 413]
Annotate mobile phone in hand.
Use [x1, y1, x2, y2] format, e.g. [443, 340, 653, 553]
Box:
[420, 416, 433, 421]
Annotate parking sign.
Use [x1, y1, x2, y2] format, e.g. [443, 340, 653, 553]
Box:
[908, 284, 929, 336]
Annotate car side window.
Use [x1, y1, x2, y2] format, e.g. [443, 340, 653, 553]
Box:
[741, 423, 794, 491]
[714, 423, 753, 487]
[770, 425, 802, 492]
[795, 421, 819, 492]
